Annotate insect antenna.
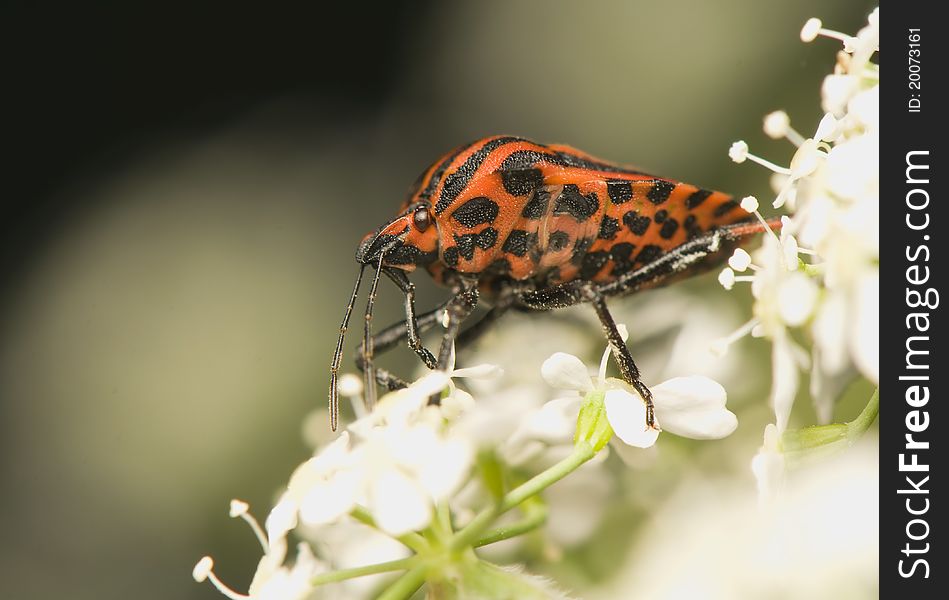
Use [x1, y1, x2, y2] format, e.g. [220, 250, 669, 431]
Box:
[361, 252, 387, 412]
[329, 264, 366, 431]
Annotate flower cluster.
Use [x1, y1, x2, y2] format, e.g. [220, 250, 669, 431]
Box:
[194, 329, 739, 599]
[720, 9, 879, 495]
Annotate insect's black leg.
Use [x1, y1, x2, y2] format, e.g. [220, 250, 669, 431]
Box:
[597, 220, 779, 299]
[430, 281, 479, 404]
[587, 291, 657, 430]
[354, 299, 450, 391]
[516, 280, 657, 430]
[384, 267, 438, 369]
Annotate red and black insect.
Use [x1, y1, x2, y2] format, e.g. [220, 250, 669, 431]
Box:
[329, 136, 776, 431]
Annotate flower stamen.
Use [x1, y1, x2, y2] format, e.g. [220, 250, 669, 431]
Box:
[193, 556, 249, 600]
[729, 141, 793, 175]
[710, 318, 759, 357]
[230, 500, 269, 553]
[800, 17, 856, 51]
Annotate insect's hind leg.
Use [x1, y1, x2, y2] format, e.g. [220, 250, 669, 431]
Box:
[516, 280, 657, 430]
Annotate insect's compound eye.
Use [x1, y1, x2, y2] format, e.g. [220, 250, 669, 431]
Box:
[413, 206, 432, 232]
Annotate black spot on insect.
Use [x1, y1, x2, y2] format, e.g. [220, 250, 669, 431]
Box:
[597, 215, 620, 240]
[659, 219, 679, 239]
[654, 209, 668, 223]
[436, 137, 526, 214]
[636, 244, 663, 264]
[451, 197, 499, 227]
[570, 237, 594, 265]
[683, 214, 702, 239]
[548, 231, 571, 252]
[500, 167, 543, 196]
[714, 199, 740, 217]
[521, 188, 550, 219]
[454, 228, 499, 260]
[443, 246, 460, 267]
[553, 185, 599, 222]
[454, 234, 477, 260]
[647, 181, 676, 205]
[579, 251, 610, 280]
[609, 242, 637, 276]
[502, 229, 530, 257]
[478, 227, 498, 249]
[607, 180, 633, 204]
[686, 189, 713, 209]
[623, 210, 651, 235]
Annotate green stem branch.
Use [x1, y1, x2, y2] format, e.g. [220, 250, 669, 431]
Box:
[474, 502, 548, 548]
[310, 557, 417, 586]
[376, 565, 427, 600]
[451, 441, 596, 551]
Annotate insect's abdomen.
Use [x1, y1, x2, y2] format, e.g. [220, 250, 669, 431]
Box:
[578, 179, 741, 284]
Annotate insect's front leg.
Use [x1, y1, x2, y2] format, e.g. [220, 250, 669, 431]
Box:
[516, 280, 657, 430]
[384, 267, 438, 369]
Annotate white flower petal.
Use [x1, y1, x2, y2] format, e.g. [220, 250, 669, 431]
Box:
[751, 424, 785, 504]
[771, 337, 800, 432]
[542, 352, 594, 392]
[369, 469, 432, 536]
[417, 438, 474, 501]
[521, 396, 583, 444]
[265, 494, 299, 551]
[603, 388, 659, 448]
[452, 363, 504, 379]
[651, 376, 737, 439]
[815, 113, 840, 142]
[778, 272, 818, 326]
[851, 271, 879, 384]
[299, 468, 361, 525]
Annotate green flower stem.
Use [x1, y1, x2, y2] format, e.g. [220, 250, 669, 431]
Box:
[450, 441, 596, 552]
[351, 505, 428, 553]
[435, 502, 454, 542]
[474, 501, 548, 548]
[376, 565, 428, 600]
[310, 557, 418, 586]
[847, 387, 879, 439]
[782, 387, 879, 458]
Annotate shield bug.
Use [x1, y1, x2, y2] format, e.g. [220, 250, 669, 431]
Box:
[329, 136, 778, 431]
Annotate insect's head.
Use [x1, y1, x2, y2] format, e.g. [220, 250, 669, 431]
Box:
[355, 202, 440, 270]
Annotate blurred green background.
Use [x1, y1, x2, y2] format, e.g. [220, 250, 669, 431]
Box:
[1, 2, 875, 598]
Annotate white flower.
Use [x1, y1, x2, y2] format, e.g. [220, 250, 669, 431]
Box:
[721, 7, 878, 434]
[540, 327, 738, 449]
[750, 424, 786, 504]
[268, 372, 480, 539]
[194, 502, 328, 600]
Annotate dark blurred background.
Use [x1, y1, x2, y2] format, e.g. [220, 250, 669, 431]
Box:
[2, 2, 874, 598]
